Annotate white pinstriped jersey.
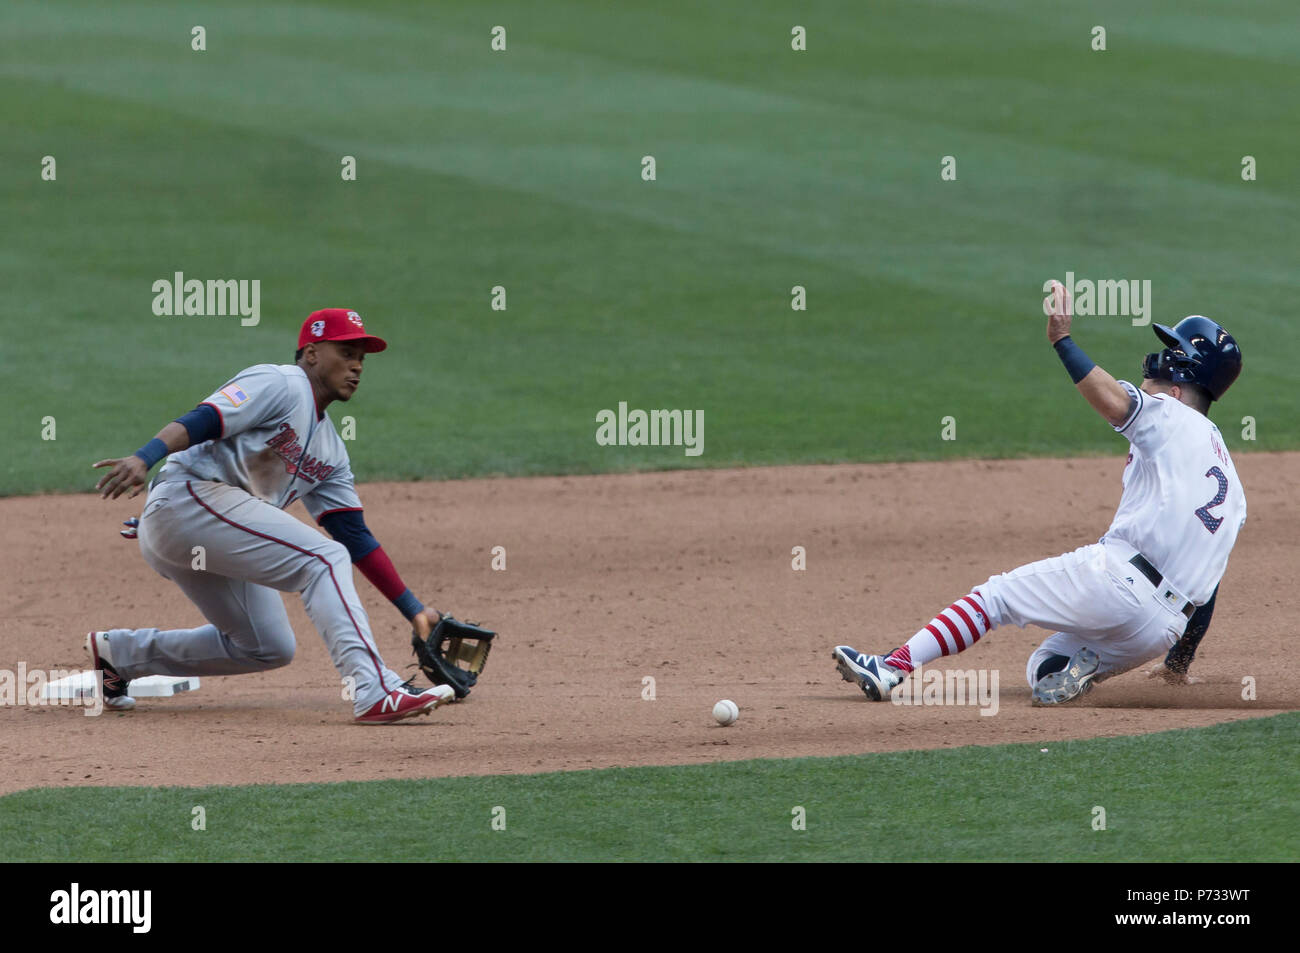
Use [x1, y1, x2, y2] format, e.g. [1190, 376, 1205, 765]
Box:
[1104, 380, 1246, 605]
[161, 363, 361, 518]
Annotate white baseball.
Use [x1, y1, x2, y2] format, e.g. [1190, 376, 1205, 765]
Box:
[712, 699, 739, 726]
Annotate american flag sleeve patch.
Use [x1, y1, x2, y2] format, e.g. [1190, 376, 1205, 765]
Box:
[219, 384, 249, 406]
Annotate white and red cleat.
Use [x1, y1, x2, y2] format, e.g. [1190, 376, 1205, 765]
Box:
[355, 684, 454, 725]
[87, 631, 136, 711]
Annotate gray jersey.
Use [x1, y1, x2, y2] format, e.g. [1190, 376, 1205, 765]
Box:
[163, 363, 360, 519]
[106, 355, 429, 719]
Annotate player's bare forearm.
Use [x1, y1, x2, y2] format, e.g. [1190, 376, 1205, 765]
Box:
[1043, 279, 1131, 426]
[1074, 365, 1133, 427]
[92, 421, 191, 499]
[151, 420, 192, 454]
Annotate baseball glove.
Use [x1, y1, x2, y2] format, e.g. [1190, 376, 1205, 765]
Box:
[411, 614, 496, 699]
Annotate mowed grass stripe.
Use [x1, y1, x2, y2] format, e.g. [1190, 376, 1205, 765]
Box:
[2, 713, 1294, 862]
[2, 1, 1296, 496]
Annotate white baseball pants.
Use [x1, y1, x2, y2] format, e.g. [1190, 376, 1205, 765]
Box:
[971, 539, 1192, 686]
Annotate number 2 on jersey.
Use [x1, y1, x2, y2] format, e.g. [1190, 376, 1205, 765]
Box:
[1194, 466, 1228, 534]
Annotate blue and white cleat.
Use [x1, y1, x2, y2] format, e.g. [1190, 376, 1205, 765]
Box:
[1031, 647, 1101, 706]
[833, 645, 905, 701]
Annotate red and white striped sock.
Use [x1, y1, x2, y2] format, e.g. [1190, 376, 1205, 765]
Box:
[885, 593, 992, 673]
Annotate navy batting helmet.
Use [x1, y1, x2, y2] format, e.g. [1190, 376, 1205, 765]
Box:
[1142, 315, 1242, 401]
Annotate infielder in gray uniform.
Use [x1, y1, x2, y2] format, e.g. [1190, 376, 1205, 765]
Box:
[89, 309, 454, 723]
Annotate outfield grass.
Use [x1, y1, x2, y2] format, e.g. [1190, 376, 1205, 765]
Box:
[2, 1, 1297, 495]
[3, 713, 1294, 862]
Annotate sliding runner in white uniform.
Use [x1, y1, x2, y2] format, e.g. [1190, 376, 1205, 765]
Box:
[835, 282, 1246, 705]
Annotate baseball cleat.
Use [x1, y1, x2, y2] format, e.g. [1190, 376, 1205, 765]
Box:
[833, 645, 905, 701]
[86, 631, 136, 711]
[1032, 647, 1101, 706]
[355, 683, 454, 725]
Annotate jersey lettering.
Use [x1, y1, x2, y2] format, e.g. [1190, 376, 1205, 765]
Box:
[1194, 466, 1229, 534]
[263, 422, 335, 483]
[167, 364, 359, 516]
[1106, 381, 1245, 603]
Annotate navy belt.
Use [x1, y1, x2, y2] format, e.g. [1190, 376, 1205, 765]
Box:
[1129, 554, 1195, 618]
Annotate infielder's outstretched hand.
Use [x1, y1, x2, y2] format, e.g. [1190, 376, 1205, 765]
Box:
[93, 456, 149, 499]
[1045, 279, 1072, 343]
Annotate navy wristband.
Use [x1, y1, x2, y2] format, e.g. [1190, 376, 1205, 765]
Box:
[132, 437, 169, 470]
[1053, 335, 1096, 384]
[393, 588, 425, 622]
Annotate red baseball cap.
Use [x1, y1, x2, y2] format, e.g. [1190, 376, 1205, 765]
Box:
[298, 309, 388, 353]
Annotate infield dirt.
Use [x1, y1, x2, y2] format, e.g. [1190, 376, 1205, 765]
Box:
[3, 454, 1296, 794]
